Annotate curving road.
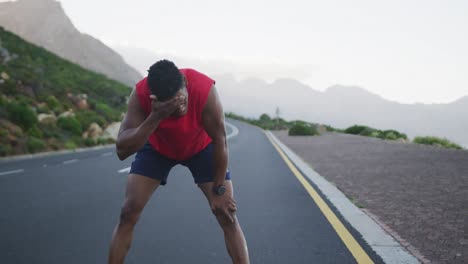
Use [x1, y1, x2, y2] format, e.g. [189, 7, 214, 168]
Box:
[0, 119, 384, 263]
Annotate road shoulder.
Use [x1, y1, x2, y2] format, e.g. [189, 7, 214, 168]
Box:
[267, 131, 420, 264]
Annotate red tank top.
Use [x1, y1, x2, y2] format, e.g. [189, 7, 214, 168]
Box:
[135, 68, 214, 161]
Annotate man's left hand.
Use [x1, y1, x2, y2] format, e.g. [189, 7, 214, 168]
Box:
[210, 195, 237, 223]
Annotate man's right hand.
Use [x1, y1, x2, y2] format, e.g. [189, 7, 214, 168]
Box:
[149, 94, 184, 121]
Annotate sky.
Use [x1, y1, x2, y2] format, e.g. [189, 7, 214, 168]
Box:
[48, 0, 468, 103]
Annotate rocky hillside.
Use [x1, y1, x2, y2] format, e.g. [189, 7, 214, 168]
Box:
[0, 0, 142, 87]
[0, 27, 129, 157]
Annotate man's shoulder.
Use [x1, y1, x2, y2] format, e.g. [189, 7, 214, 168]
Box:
[136, 77, 148, 87]
[135, 77, 149, 94]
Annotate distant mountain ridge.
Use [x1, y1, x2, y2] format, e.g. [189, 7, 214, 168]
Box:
[0, 0, 142, 86]
[216, 77, 468, 146]
[114, 37, 468, 147]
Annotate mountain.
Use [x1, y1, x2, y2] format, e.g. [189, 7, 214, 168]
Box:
[218, 77, 468, 146]
[0, 27, 129, 156]
[115, 44, 468, 147]
[0, 0, 141, 87]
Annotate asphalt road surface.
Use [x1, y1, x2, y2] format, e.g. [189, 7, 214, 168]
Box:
[0, 119, 384, 263]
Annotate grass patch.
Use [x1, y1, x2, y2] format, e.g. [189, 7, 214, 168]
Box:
[348, 195, 365, 209]
[413, 136, 463, 150]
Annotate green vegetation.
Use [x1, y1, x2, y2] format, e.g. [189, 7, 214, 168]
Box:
[0, 27, 129, 107]
[344, 125, 408, 141]
[75, 110, 106, 128]
[413, 136, 463, 150]
[1, 27, 463, 156]
[0, 144, 13, 156]
[226, 113, 464, 151]
[27, 125, 43, 138]
[348, 195, 365, 209]
[57, 116, 82, 136]
[289, 122, 319, 136]
[83, 137, 96, 147]
[95, 102, 120, 122]
[4, 101, 37, 130]
[0, 27, 128, 156]
[45, 95, 61, 113]
[226, 112, 321, 136]
[323, 124, 344, 133]
[64, 141, 78, 150]
[225, 112, 291, 130]
[26, 137, 46, 153]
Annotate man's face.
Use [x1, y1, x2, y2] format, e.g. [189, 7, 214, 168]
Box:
[170, 86, 188, 118]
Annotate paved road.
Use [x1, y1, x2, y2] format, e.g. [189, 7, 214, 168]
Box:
[0, 119, 383, 263]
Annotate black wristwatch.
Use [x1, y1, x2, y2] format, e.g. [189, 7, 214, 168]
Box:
[213, 185, 226, 196]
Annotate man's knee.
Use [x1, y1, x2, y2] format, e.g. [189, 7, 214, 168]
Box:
[213, 210, 237, 230]
[119, 202, 143, 226]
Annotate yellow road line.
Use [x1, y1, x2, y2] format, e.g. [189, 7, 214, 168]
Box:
[265, 132, 374, 264]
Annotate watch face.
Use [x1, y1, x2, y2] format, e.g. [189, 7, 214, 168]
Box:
[217, 185, 226, 195]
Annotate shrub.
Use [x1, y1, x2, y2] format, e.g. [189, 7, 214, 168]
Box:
[289, 123, 319, 136]
[358, 127, 379, 137]
[383, 131, 397, 140]
[6, 101, 37, 130]
[0, 144, 13, 156]
[345, 125, 408, 141]
[413, 136, 463, 150]
[26, 137, 46, 153]
[344, 125, 368, 135]
[83, 137, 96, 146]
[0, 95, 6, 106]
[0, 128, 8, 137]
[1, 79, 17, 95]
[46, 95, 61, 112]
[57, 116, 82, 136]
[259, 113, 271, 122]
[95, 102, 119, 122]
[16, 95, 35, 106]
[27, 125, 43, 138]
[97, 137, 108, 145]
[64, 140, 77, 150]
[75, 110, 106, 128]
[381, 130, 407, 140]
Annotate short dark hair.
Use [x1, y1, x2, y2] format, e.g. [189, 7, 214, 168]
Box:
[147, 59, 183, 101]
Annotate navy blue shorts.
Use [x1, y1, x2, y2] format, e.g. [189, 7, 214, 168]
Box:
[129, 142, 231, 185]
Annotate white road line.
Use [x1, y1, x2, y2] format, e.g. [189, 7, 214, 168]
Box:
[0, 169, 24, 176]
[117, 122, 239, 174]
[225, 121, 239, 140]
[118, 167, 131, 173]
[63, 159, 78, 164]
[101, 152, 113, 157]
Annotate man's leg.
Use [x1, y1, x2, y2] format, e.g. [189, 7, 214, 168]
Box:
[108, 174, 161, 264]
[198, 181, 250, 264]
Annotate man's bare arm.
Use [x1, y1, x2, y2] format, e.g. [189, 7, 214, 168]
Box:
[116, 87, 184, 160]
[115, 90, 161, 160]
[202, 85, 228, 187]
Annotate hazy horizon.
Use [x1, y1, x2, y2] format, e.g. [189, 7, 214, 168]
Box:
[2, 0, 467, 104]
[112, 44, 467, 106]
